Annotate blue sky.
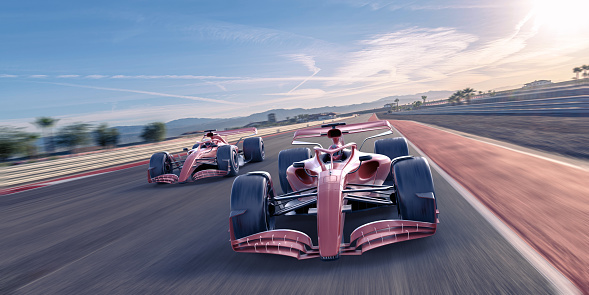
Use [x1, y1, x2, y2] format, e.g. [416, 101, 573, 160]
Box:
[1, 0, 588, 130]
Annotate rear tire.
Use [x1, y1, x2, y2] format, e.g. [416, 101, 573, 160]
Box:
[217, 145, 239, 176]
[278, 148, 311, 194]
[374, 137, 409, 180]
[393, 157, 437, 223]
[243, 137, 265, 162]
[230, 174, 273, 239]
[149, 152, 173, 179]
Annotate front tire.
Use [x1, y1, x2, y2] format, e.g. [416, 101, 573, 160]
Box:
[230, 174, 273, 239]
[393, 157, 437, 223]
[243, 137, 265, 162]
[374, 137, 409, 180]
[278, 148, 311, 194]
[149, 152, 173, 179]
[217, 145, 239, 176]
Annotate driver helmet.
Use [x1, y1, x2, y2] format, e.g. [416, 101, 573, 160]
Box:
[329, 144, 343, 161]
[201, 138, 212, 148]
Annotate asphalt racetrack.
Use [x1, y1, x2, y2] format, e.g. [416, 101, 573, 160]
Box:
[0, 116, 555, 294]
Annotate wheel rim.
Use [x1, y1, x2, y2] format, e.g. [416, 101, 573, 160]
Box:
[232, 150, 238, 171]
[264, 182, 274, 230]
[261, 142, 265, 159]
[164, 157, 171, 174]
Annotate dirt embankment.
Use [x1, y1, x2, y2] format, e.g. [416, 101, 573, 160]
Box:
[377, 114, 589, 160]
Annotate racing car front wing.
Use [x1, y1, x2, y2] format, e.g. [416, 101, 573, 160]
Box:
[147, 171, 179, 184]
[148, 169, 229, 184]
[192, 169, 228, 181]
[229, 217, 438, 260]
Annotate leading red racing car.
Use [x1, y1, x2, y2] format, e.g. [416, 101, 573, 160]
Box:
[229, 120, 438, 260]
[148, 127, 264, 184]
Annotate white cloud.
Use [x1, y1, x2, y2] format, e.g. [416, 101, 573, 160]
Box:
[337, 0, 405, 11]
[110, 74, 242, 79]
[2, 74, 247, 80]
[205, 81, 227, 92]
[47, 82, 242, 105]
[333, 27, 477, 86]
[337, 0, 504, 11]
[286, 54, 321, 74]
[283, 54, 322, 93]
[407, 4, 500, 10]
[327, 10, 550, 92]
[182, 19, 329, 49]
[241, 21, 545, 106]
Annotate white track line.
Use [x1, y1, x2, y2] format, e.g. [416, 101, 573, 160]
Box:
[391, 126, 581, 295]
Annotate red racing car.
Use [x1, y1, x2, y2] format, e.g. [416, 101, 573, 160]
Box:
[148, 127, 264, 184]
[229, 121, 438, 260]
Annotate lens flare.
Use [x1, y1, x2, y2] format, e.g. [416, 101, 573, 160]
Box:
[532, 0, 589, 35]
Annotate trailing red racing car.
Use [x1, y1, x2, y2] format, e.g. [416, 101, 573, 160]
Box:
[229, 120, 439, 260]
[148, 127, 265, 184]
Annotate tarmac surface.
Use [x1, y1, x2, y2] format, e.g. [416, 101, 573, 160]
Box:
[0, 116, 558, 294]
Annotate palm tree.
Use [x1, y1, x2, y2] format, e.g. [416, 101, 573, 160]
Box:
[573, 67, 582, 79]
[448, 93, 457, 105]
[33, 117, 60, 154]
[394, 98, 400, 112]
[421, 95, 427, 106]
[582, 65, 589, 79]
[462, 88, 476, 104]
[55, 123, 91, 152]
[450, 90, 464, 105]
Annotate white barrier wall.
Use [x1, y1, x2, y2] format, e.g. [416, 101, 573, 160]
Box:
[1, 117, 355, 188]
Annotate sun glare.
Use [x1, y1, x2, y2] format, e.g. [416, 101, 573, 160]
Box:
[532, 0, 589, 34]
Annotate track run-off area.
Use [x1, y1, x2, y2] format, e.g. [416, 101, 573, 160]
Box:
[0, 114, 584, 294]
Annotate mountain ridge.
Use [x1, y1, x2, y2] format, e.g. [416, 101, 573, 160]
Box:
[115, 90, 452, 144]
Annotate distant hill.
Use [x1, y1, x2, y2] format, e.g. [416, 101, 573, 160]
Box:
[114, 90, 453, 144]
[377, 90, 454, 103]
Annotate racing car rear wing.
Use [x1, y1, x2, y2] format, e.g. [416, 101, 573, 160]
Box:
[293, 120, 392, 140]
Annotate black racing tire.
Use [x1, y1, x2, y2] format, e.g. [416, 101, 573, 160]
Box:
[217, 145, 239, 176]
[230, 174, 272, 239]
[393, 157, 437, 223]
[243, 137, 265, 162]
[278, 148, 311, 194]
[374, 137, 409, 180]
[149, 152, 173, 179]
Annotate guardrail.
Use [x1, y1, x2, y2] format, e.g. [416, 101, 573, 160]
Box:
[391, 96, 589, 116]
[423, 83, 589, 109]
[1, 116, 355, 189]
